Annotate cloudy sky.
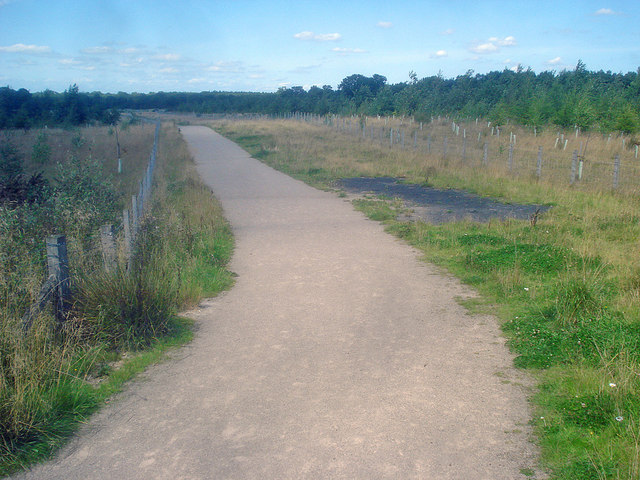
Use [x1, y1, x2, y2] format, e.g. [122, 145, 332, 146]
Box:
[1, 0, 638, 93]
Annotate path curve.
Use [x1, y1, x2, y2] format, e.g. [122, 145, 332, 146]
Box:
[14, 126, 541, 479]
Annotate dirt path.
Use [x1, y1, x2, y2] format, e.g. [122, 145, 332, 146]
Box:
[15, 126, 542, 479]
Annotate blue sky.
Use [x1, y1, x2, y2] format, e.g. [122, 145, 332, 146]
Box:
[1, 0, 639, 93]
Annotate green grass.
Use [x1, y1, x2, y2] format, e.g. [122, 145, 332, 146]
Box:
[0, 123, 235, 475]
[215, 118, 640, 479]
[0, 315, 193, 477]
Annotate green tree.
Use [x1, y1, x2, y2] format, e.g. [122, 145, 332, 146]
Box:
[31, 131, 52, 165]
[615, 106, 639, 134]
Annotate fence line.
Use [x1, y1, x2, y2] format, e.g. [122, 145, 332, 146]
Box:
[22, 122, 161, 331]
[271, 112, 640, 192]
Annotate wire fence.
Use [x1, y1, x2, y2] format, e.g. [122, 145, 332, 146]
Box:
[22, 122, 160, 331]
[272, 112, 640, 193]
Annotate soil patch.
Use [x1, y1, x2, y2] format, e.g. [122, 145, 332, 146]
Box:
[339, 177, 549, 224]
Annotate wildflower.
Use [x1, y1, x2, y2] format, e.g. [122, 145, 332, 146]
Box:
[524, 287, 529, 291]
[609, 383, 616, 388]
[616, 416, 624, 422]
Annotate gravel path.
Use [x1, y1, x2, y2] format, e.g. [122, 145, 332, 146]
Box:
[14, 126, 542, 479]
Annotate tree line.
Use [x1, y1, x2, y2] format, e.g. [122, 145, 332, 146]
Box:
[2, 62, 640, 133]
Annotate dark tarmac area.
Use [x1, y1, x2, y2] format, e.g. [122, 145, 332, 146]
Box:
[339, 176, 550, 224]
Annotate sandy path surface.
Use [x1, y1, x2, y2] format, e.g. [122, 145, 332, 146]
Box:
[14, 126, 542, 479]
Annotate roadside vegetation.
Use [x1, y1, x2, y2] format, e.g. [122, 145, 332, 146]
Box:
[0, 121, 233, 476]
[214, 117, 640, 480]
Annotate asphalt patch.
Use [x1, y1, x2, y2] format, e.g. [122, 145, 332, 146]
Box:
[339, 177, 549, 224]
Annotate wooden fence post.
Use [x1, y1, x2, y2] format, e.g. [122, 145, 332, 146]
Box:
[131, 194, 139, 237]
[123, 208, 132, 265]
[570, 150, 578, 184]
[613, 154, 620, 189]
[115, 126, 122, 174]
[508, 143, 514, 170]
[100, 224, 117, 273]
[46, 235, 71, 322]
[536, 146, 543, 178]
[483, 142, 488, 165]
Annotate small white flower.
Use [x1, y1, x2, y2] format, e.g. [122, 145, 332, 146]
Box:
[609, 383, 617, 388]
[524, 287, 529, 291]
[616, 416, 624, 422]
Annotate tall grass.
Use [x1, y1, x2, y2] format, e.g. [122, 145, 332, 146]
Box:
[0, 122, 234, 475]
[212, 117, 640, 479]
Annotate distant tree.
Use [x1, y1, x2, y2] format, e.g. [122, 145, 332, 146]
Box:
[338, 74, 387, 98]
[101, 108, 121, 126]
[60, 84, 87, 126]
[31, 131, 52, 165]
[615, 106, 639, 134]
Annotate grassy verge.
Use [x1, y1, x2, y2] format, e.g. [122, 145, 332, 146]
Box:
[213, 118, 640, 480]
[0, 123, 234, 476]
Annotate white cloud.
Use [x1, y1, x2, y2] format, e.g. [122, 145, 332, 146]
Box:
[595, 8, 616, 15]
[0, 43, 51, 54]
[470, 42, 499, 54]
[81, 46, 113, 54]
[546, 56, 562, 65]
[159, 67, 178, 73]
[377, 21, 392, 28]
[469, 36, 515, 54]
[315, 33, 341, 41]
[188, 77, 205, 84]
[59, 58, 81, 65]
[441, 28, 455, 35]
[430, 50, 448, 58]
[332, 47, 366, 55]
[294, 31, 341, 41]
[499, 36, 516, 46]
[294, 31, 314, 40]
